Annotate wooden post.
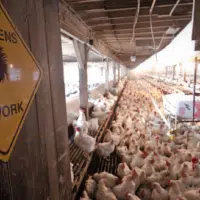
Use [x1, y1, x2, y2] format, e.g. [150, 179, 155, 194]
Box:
[0, 0, 71, 200]
[105, 60, 109, 92]
[192, 0, 200, 50]
[118, 64, 120, 81]
[113, 62, 117, 87]
[184, 65, 187, 82]
[43, 0, 72, 198]
[172, 65, 176, 80]
[165, 66, 168, 77]
[73, 40, 89, 119]
[179, 63, 183, 77]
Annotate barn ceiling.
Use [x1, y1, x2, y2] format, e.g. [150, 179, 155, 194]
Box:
[62, 0, 193, 68]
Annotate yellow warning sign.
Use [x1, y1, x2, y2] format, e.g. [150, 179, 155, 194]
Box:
[0, 3, 42, 161]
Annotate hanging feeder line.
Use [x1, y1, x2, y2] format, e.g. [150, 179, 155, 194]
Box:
[130, 0, 140, 44]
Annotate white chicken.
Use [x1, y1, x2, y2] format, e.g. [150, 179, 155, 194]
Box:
[88, 118, 99, 132]
[142, 158, 155, 177]
[93, 172, 119, 188]
[103, 130, 120, 146]
[74, 109, 90, 133]
[126, 193, 141, 200]
[169, 180, 182, 200]
[85, 176, 97, 198]
[96, 140, 115, 158]
[80, 191, 91, 200]
[151, 182, 169, 200]
[96, 179, 117, 200]
[130, 151, 148, 168]
[74, 127, 96, 154]
[113, 174, 136, 200]
[117, 163, 131, 179]
[184, 188, 200, 200]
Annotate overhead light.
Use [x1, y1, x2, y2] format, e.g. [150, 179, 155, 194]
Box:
[130, 56, 136, 62]
[166, 27, 180, 35]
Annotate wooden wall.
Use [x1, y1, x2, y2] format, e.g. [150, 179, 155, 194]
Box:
[0, 0, 71, 200]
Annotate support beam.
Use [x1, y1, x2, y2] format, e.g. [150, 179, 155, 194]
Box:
[192, 0, 200, 50]
[118, 64, 120, 81]
[80, 4, 192, 20]
[73, 40, 89, 119]
[113, 62, 117, 87]
[92, 20, 189, 31]
[172, 65, 176, 80]
[105, 60, 109, 92]
[179, 63, 183, 77]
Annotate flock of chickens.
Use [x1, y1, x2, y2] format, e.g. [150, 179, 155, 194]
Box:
[76, 80, 200, 200]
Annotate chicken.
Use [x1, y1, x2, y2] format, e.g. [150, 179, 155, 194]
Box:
[88, 118, 99, 132]
[162, 143, 173, 157]
[96, 140, 115, 158]
[74, 109, 90, 133]
[130, 151, 148, 168]
[103, 130, 120, 146]
[92, 111, 108, 122]
[85, 176, 97, 198]
[184, 188, 200, 200]
[169, 180, 182, 200]
[70, 162, 74, 183]
[123, 169, 140, 191]
[151, 182, 169, 200]
[96, 179, 117, 200]
[113, 174, 136, 200]
[74, 127, 96, 154]
[80, 191, 91, 200]
[142, 158, 155, 176]
[137, 187, 152, 200]
[93, 172, 119, 188]
[116, 145, 128, 157]
[126, 193, 141, 200]
[179, 172, 193, 188]
[117, 162, 131, 179]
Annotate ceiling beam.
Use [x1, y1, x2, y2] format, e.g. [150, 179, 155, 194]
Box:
[89, 18, 191, 28]
[103, 36, 174, 41]
[71, 1, 192, 12]
[67, 0, 103, 3]
[94, 26, 173, 34]
[80, 4, 192, 20]
[92, 19, 190, 31]
[86, 15, 191, 26]
[98, 31, 168, 38]
[106, 38, 172, 46]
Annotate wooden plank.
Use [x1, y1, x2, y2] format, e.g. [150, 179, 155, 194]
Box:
[27, 0, 60, 199]
[0, 161, 12, 200]
[43, 0, 72, 199]
[25, 0, 52, 199]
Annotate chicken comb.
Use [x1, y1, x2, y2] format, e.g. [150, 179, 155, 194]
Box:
[143, 151, 148, 157]
[166, 161, 170, 166]
[192, 157, 198, 164]
[125, 192, 130, 198]
[155, 136, 159, 140]
[79, 108, 85, 112]
[132, 169, 137, 177]
[122, 163, 125, 169]
[168, 180, 171, 185]
[75, 127, 81, 132]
